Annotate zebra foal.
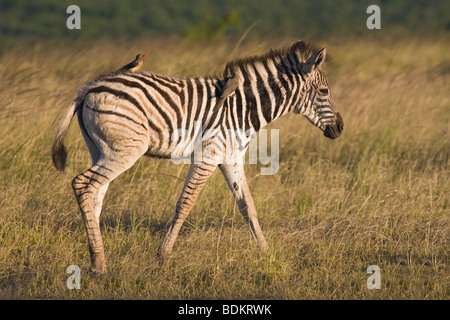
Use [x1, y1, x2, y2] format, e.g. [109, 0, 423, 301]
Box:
[52, 41, 343, 274]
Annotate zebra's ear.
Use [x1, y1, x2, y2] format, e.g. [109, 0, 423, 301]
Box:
[302, 47, 326, 74]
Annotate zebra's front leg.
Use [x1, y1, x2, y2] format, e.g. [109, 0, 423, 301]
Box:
[219, 163, 268, 251]
[158, 162, 217, 259]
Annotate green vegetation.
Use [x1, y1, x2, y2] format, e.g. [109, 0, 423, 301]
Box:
[0, 34, 448, 299]
[0, 0, 449, 53]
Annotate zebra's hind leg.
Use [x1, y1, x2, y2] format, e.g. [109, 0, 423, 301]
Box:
[219, 163, 268, 251]
[72, 155, 144, 274]
[72, 164, 111, 274]
[158, 162, 217, 259]
[77, 110, 109, 225]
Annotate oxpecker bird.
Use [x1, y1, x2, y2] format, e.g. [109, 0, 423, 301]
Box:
[213, 77, 239, 113]
[120, 54, 147, 72]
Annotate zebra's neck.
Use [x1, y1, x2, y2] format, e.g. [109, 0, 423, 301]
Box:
[226, 57, 304, 133]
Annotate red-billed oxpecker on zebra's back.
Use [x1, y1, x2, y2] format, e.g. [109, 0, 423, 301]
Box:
[52, 40, 343, 274]
[120, 53, 147, 72]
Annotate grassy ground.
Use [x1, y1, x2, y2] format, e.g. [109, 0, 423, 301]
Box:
[0, 35, 448, 299]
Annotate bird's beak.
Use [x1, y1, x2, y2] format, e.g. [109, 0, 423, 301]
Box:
[143, 54, 147, 57]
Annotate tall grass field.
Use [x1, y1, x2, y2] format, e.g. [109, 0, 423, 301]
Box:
[0, 36, 448, 299]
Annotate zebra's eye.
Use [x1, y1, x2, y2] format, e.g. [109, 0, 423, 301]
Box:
[319, 88, 329, 95]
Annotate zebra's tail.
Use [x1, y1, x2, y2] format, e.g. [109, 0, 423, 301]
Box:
[52, 99, 82, 172]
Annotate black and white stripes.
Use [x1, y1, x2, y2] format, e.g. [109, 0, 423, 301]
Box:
[52, 40, 343, 273]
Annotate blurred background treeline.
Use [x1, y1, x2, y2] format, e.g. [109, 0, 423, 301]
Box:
[0, 0, 448, 53]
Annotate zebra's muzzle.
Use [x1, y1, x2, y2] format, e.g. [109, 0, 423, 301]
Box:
[323, 112, 344, 139]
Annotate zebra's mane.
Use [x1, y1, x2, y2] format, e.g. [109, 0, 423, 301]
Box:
[223, 41, 323, 78]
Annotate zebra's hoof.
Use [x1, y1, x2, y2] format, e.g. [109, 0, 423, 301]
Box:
[259, 240, 269, 253]
[88, 264, 108, 276]
[157, 247, 173, 262]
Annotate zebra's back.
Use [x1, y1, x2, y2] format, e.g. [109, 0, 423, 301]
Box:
[78, 70, 224, 159]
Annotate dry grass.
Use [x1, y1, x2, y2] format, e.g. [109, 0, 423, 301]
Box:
[0, 35, 448, 299]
